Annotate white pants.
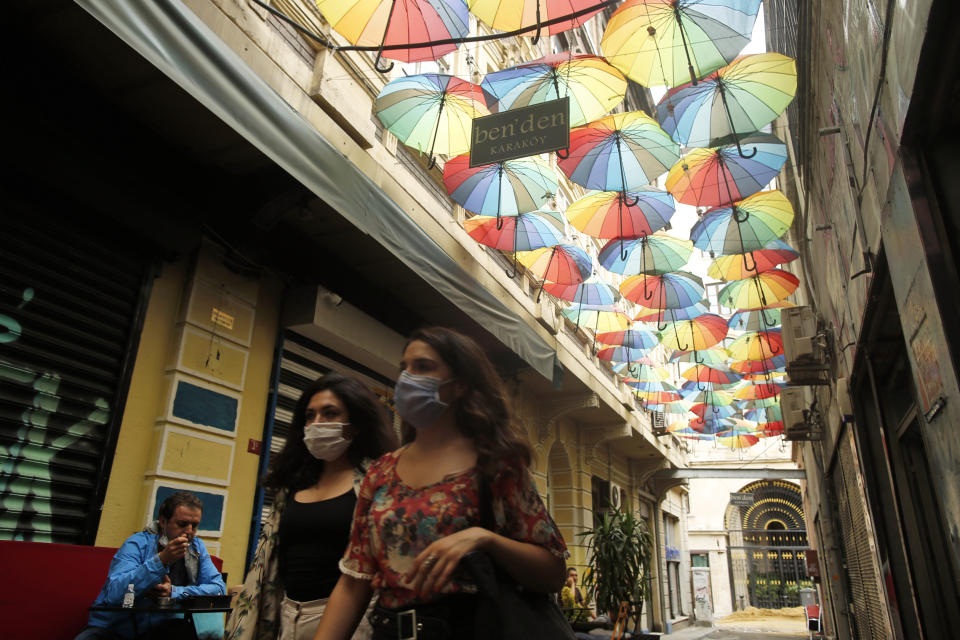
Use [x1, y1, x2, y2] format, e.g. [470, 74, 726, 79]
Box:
[280, 594, 374, 640]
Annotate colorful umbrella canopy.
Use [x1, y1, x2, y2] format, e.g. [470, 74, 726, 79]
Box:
[481, 54, 626, 127]
[558, 111, 680, 192]
[621, 271, 705, 310]
[728, 307, 787, 332]
[727, 330, 784, 361]
[375, 74, 488, 165]
[316, 0, 469, 67]
[717, 269, 799, 310]
[635, 302, 709, 325]
[691, 402, 736, 419]
[443, 154, 558, 224]
[682, 388, 735, 406]
[600, 0, 762, 88]
[518, 243, 593, 285]
[730, 354, 785, 373]
[598, 233, 693, 276]
[734, 382, 783, 400]
[670, 346, 729, 366]
[561, 304, 631, 332]
[658, 313, 729, 353]
[665, 133, 788, 207]
[691, 190, 795, 256]
[596, 326, 659, 349]
[464, 210, 563, 276]
[599, 344, 658, 363]
[615, 361, 670, 381]
[682, 364, 741, 386]
[745, 406, 782, 422]
[657, 53, 798, 151]
[717, 432, 760, 448]
[566, 189, 675, 239]
[544, 276, 619, 305]
[468, 0, 604, 38]
[690, 414, 734, 434]
[708, 239, 799, 280]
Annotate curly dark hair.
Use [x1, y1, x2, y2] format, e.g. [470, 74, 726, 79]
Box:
[264, 372, 397, 491]
[158, 491, 203, 520]
[404, 327, 532, 472]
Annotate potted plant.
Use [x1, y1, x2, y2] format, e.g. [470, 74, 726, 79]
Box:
[579, 508, 655, 636]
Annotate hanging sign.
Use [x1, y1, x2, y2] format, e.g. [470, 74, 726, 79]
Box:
[730, 492, 754, 507]
[470, 97, 570, 166]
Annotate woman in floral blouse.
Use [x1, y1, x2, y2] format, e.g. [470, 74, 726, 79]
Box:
[314, 327, 568, 640]
[226, 373, 396, 640]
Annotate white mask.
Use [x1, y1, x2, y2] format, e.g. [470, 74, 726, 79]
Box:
[303, 422, 352, 460]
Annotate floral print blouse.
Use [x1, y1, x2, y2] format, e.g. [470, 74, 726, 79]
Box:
[340, 447, 568, 608]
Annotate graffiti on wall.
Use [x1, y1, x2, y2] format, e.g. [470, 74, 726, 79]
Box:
[0, 286, 110, 542]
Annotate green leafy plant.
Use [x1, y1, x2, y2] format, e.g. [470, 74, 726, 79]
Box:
[578, 508, 654, 626]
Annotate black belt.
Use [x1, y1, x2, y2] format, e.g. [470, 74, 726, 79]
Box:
[368, 595, 475, 640]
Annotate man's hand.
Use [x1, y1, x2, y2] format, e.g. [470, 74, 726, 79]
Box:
[146, 575, 172, 600]
[158, 534, 190, 566]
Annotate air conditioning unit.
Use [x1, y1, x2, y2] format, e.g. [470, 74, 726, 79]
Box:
[610, 483, 623, 509]
[781, 386, 821, 441]
[781, 306, 819, 365]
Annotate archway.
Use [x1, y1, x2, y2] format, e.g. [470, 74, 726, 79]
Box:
[725, 480, 813, 609]
[546, 440, 575, 542]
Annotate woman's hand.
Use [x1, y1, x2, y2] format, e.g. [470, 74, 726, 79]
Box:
[406, 526, 492, 598]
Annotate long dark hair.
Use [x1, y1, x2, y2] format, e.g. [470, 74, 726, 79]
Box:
[404, 327, 532, 472]
[264, 372, 397, 491]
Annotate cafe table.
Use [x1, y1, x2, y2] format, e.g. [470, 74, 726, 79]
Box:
[89, 597, 233, 639]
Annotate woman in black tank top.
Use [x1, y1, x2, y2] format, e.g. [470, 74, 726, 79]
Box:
[226, 373, 397, 640]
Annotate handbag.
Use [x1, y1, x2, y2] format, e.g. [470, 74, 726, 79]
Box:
[460, 472, 576, 640]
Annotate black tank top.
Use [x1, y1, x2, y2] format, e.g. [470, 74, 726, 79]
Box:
[278, 488, 357, 601]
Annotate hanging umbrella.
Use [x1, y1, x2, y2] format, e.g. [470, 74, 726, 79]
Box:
[745, 406, 782, 423]
[658, 314, 729, 356]
[617, 363, 671, 383]
[597, 326, 659, 349]
[598, 233, 693, 276]
[717, 269, 799, 310]
[375, 74, 488, 167]
[691, 190, 795, 258]
[708, 239, 799, 280]
[567, 189, 675, 240]
[657, 52, 798, 154]
[635, 301, 709, 327]
[728, 307, 790, 332]
[464, 211, 564, 277]
[690, 413, 734, 434]
[727, 329, 784, 361]
[561, 304, 631, 332]
[683, 388, 734, 406]
[717, 432, 760, 448]
[691, 402, 736, 420]
[558, 111, 680, 192]
[600, 0, 762, 88]
[665, 133, 787, 208]
[730, 354, 785, 374]
[621, 272, 705, 328]
[469, 0, 605, 40]
[544, 276, 619, 306]
[734, 382, 783, 400]
[598, 344, 658, 363]
[682, 364, 741, 386]
[518, 243, 593, 300]
[481, 54, 626, 127]
[669, 346, 729, 367]
[443, 154, 558, 227]
[316, 0, 469, 70]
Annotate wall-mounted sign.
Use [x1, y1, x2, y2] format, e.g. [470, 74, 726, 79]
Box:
[730, 492, 754, 507]
[470, 97, 570, 166]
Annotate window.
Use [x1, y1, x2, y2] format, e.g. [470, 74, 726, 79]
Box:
[591, 476, 611, 527]
[691, 553, 710, 568]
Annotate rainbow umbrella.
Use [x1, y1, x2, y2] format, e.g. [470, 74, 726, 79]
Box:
[597, 327, 660, 349]
[600, 0, 762, 88]
[691, 190, 795, 258]
[544, 276, 619, 305]
[717, 269, 799, 310]
[744, 395, 782, 409]
[481, 54, 626, 127]
[443, 154, 558, 227]
[682, 364, 741, 386]
[691, 402, 736, 420]
[683, 388, 734, 406]
[730, 355, 785, 374]
[620, 271, 704, 310]
[728, 307, 788, 332]
[745, 406, 782, 423]
[635, 301, 709, 327]
[657, 53, 797, 155]
[679, 381, 737, 397]
[598, 344, 658, 363]
[665, 133, 788, 208]
[468, 0, 604, 40]
[690, 413, 734, 434]
[316, 0, 469, 69]
[717, 432, 760, 448]
[618, 366, 671, 385]
[561, 304, 631, 332]
[558, 111, 680, 192]
[742, 370, 787, 382]
[567, 189, 675, 240]
[727, 330, 784, 361]
[464, 211, 563, 277]
[375, 74, 488, 167]
[658, 314, 729, 355]
[670, 346, 729, 367]
[518, 244, 593, 301]
[598, 233, 693, 275]
[708, 240, 799, 281]
[734, 382, 783, 400]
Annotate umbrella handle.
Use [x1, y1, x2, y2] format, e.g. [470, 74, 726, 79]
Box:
[742, 250, 758, 274]
[373, 50, 394, 73]
[530, 1, 543, 45]
[694, 350, 705, 365]
[535, 278, 546, 303]
[698, 381, 706, 392]
[373, 0, 398, 73]
[556, 147, 569, 159]
[505, 252, 517, 279]
[427, 155, 438, 170]
[717, 82, 758, 159]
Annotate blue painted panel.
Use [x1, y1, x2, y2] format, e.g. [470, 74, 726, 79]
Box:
[172, 381, 237, 432]
[153, 486, 225, 531]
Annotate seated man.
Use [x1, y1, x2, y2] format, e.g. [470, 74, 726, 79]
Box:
[561, 567, 595, 623]
[76, 491, 225, 639]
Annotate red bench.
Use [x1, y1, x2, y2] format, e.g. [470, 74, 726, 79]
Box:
[0, 540, 223, 640]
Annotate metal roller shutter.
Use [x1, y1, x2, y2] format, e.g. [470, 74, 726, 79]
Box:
[831, 427, 892, 640]
[0, 213, 151, 543]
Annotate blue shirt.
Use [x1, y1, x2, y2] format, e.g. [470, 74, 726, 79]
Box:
[87, 530, 225, 638]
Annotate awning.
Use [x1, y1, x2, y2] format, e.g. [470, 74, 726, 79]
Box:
[76, 0, 558, 381]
